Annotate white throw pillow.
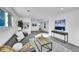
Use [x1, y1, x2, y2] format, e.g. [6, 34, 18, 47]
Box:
[13, 43, 23, 51]
[35, 33, 49, 38]
[16, 31, 25, 41]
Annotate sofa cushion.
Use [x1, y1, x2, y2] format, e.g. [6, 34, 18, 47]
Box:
[16, 31, 25, 41]
[13, 43, 23, 51]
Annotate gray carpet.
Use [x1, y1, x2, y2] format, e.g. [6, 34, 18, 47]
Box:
[31, 31, 79, 52]
[29, 37, 71, 52]
[51, 37, 79, 52]
[29, 31, 79, 52]
[5, 31, 79, 52]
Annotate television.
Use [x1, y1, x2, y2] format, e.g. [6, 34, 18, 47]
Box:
[0, 9, 5, 26]
[55, 19, 65, 31]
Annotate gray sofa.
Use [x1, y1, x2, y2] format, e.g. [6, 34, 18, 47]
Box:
[4, 34, 36, 52]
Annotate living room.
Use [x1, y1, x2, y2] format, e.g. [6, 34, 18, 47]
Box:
[0, 7, 79, 52]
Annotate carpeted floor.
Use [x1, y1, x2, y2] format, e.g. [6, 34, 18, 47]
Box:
[5, 31, 79, 52]
[29, 31, 79, 52]
[29, 37, 71, 52]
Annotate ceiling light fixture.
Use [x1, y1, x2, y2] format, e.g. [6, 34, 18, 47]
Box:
[27, 10, 30, 12]
[60, 8, 64, 11]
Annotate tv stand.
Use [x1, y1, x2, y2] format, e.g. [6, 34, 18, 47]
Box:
[51, 30, 68, 43]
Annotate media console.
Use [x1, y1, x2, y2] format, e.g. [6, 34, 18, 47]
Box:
[51, 30, 68, 43]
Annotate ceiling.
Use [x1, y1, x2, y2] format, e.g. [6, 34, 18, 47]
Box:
[13, 7, 79, 19]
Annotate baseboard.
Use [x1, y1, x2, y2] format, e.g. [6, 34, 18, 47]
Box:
[52, 37, 79, 48]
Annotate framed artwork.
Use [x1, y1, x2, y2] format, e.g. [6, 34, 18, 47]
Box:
[55, 19, 65, 31]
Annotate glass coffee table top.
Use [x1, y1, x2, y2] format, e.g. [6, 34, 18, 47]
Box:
[34, 37, 52, 52]
[37, 38, 51, 45]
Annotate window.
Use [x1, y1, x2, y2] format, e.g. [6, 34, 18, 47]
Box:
[0, 9, 13, 27]
[5, 12, 8, 27]
[0, 9, 5, 26]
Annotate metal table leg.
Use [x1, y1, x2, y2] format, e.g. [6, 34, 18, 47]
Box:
[51, 42, 52, 51]
[41, 45, 42, 52]
[67, 34, 68, 43]
[64, 35, 65, 43]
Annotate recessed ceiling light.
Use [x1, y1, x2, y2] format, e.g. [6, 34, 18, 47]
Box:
[60, 8, 64, 10]
[27, 10, 30, 12]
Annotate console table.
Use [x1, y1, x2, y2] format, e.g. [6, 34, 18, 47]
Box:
[51, 30, 68, 43]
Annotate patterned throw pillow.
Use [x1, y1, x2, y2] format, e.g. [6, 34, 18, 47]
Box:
[0, 45, 13, 52]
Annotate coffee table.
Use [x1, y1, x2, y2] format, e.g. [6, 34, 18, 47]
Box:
[34, 37, 52, 52]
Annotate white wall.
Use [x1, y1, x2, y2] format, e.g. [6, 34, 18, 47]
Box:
[41, 21, 49, 32]
[48, 18, 54, 35]
[50, 9, 79, 46]
[0, 8, 18, 46]
[31, 21, 40, 31]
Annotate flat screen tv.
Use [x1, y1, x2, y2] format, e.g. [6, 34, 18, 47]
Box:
[0, 9, 5, 26]
[55, 19, 65, 31]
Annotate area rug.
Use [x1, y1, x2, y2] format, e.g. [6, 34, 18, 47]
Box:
[29, 37, 72, 52]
